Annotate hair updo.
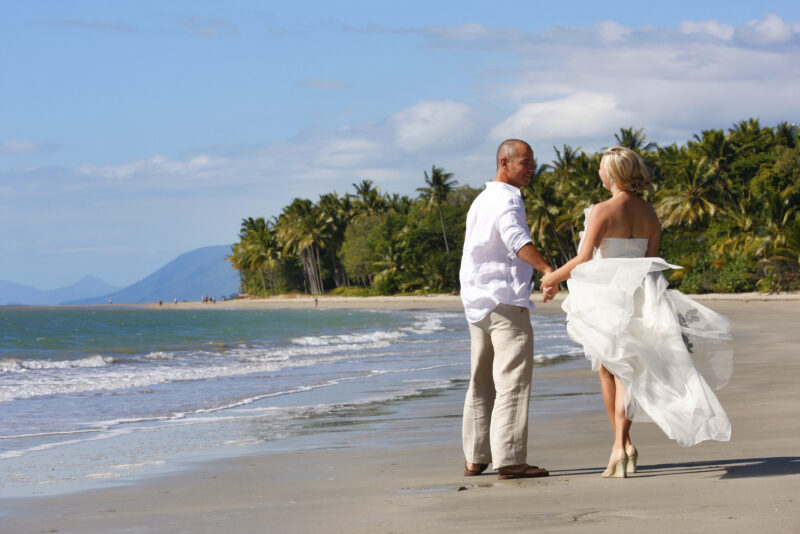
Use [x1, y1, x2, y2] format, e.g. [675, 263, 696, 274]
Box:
[602, 146, 653, 194]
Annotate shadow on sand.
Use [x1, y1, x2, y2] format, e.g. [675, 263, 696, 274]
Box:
[552, 456, 800, 479]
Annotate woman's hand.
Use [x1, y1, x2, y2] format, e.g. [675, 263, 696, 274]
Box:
[541, 272, 556, 287]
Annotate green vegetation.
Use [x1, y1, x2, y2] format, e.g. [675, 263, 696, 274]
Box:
[228, 119, 800, 295]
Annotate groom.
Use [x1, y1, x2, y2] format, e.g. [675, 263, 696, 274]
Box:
[459, 139, 557, 479]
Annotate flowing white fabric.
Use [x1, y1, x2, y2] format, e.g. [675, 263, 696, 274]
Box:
[562, 206, 733, 446]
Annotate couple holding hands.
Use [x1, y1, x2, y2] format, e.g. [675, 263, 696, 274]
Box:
[459, 140, 732, 480]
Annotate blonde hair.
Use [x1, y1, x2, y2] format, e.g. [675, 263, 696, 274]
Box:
[602, 146, 653, 194]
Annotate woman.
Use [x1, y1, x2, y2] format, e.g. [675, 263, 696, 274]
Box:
[541, 147, 733, 478]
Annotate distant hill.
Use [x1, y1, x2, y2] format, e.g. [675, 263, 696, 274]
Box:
[68, 245, 238, 304]
[0, 276, 120, 306]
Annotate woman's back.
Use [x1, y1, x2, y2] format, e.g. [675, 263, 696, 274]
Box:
[600, 193, 660, 239]
[594, 193, 661, 257]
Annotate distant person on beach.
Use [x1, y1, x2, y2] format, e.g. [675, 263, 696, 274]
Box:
[541, 146, 732, 478]
[459, 139, 558, 480]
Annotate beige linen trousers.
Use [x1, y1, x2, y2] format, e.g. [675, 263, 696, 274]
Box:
[462, 303, 534, 468]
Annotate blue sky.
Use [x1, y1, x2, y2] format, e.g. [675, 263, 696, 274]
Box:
[2, 1, 799, 289]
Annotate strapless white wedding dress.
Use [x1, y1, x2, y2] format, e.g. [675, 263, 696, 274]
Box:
[562, 207, 733, 446]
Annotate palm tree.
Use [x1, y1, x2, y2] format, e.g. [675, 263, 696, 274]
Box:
[227, 217, 279, 295]
[711, 198, 758, 257]
[387, 193, 413, 215]
[533, 158, 549, 178]
[275, 199, 326, 294]
[760, 222, 800, 291]
[614, 127, 657, 152]
[316, 192, 353, 287]
[524, 185, 570, 265]
[370, 229, 405, 294]
[551, 144, 582, 185]
[729, 118, 768, 143]
[656, 158, 724, 227]
[688, 129, 734, 174]
[774, 122, 799, 149]
[416, 165, 458, 253]
[549, 148, 604, 253]
[744, 187, 799, 260]
[352, 179, 387, 217]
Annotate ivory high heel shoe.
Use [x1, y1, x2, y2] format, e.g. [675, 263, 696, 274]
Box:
[602, 448, 628, 478]
[625, 444, 638, 474]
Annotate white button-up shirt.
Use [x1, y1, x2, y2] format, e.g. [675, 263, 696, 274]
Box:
[459, 182, 534, 323]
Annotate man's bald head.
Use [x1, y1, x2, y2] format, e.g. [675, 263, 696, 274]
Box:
[496, 139, 532, 170]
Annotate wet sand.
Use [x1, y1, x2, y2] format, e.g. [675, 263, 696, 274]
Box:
[3, 298, 799, 533]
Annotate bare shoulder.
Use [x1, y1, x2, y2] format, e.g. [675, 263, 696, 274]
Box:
[637, 197, 661, 232]
[584, 200, 612, 234]
[624, 194, 657, 216]
[640, 197, 660, 222]
[641, 197, 657, 214]
[590, 199, 612, 218]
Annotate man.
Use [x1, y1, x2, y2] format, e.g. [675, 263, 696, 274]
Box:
[459, 139, 557, 479]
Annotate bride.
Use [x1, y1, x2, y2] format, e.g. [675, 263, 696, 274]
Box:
[541, 146, 733, 478]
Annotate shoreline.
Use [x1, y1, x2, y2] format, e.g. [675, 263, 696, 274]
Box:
[4, 291, 799, 313]
[3, 300, 800, 532]
[151, 290, 800, 312]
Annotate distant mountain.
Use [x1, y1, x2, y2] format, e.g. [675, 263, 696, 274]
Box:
[68, 245, 238, 304]
[50, 276, 122, 304]
[0, 276, 120, 306]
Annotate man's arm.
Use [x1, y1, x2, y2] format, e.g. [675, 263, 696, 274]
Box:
[516, 243, 558, 302]
[516, 243, 552, 273]
[496, 206, 557, 301]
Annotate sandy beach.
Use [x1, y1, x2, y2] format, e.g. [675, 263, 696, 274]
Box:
[144, 290, 800, 312]
[4, 296, 800, 533]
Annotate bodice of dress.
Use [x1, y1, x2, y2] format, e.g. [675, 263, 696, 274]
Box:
[595, 238, 649, 259]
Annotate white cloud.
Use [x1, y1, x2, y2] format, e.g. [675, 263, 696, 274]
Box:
[441, 14, 800, 155]
[0, 139, 39, 154]
[735, 13, 796, 44]
[315, 138, 384, 168]
[595, 21, 632, 43]
[491, 93, 635, 147]
[77, 153, 221, 182]
[680, 19, 735, 40]
[391, 100, 477, 152]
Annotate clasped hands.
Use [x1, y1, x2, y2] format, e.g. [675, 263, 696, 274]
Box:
[540, 272, 558, 303]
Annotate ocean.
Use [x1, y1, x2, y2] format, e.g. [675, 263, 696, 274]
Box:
[0, 306, 586, 497]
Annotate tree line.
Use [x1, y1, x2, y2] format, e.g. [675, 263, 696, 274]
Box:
[228, 119, 800, 296]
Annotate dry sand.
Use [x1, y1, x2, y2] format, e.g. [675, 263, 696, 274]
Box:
[145, 290, 800, 312]
[4, 297, 800, 533]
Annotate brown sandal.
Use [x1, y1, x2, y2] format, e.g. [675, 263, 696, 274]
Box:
[497, 464, 549, 480]
[464, 462, 489, 476]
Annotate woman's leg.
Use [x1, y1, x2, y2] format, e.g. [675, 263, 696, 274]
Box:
[613, 376, 632, 450]
[597, 364, 617, 435]
[598, 365, 631, 478]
